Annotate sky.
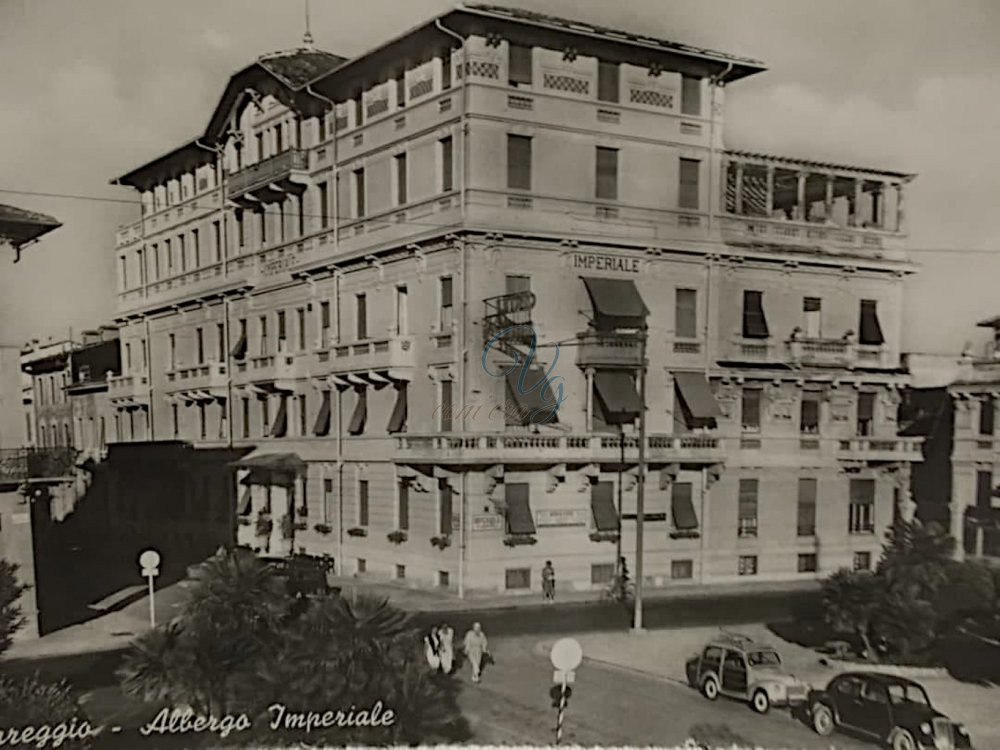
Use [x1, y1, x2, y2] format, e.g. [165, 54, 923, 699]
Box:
[1, 0, 999, 354]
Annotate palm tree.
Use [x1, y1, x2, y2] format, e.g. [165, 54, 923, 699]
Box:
[0, 560, 27, 655]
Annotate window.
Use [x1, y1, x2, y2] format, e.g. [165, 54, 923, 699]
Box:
[277, 201, 286, 242]
[298, 394, 307, 436]
[801, 394, 820, 434]
[319, 182, 329, 229]
[859, 299, 885, 346]
[505, 568, 530, 590]
[738, 555, 758, 576]
[441, 50, 452, 90]
[192, 229, 200, 267]
[195, 327, 204, 364]
[152, 244, 160, 279]
[178, 234, 187, 272]
[198, 403, 207, 439]
[440, 380, 453, 432]
[358, 480, 369, 526]
[168, 334, 176, 369]
[675, 288, 697, 339]
[256, 132, 265, 160]
[508, 43, 532, 86]
[741, 388, 762, 433]
[595, 147, 618, 201]
[241, 397, 250, 438]
[977, 470, 993, 508]
[259, 315, 268, 355]
[120, 257, 128, 289]
[353, 169, 365, 218]
[356, 294, 367, 340]
[591, 563, 615, 584]
[798, 553, 818, 573]
[322, 478, 333, 521]
[395, 565, 406, 580]
[857, 392, 875, 437]
[681, 74, 701, 116]
[981, 396, 995, 436]
[171, 404, 179, 437]
[742, 290, 769, 338]
[505, 275, 530, 295]
[507, 135, 532, 190]
[397, 481, 409, 530]
[394, 153, 407, 205]
[260, 397, 270, 438]
[395, 285, 409, 335]
[317, 115, 326, 142]
[671, 560, 694, 580]
[597, 61, 619, 102]
[679, 158, 700, 209]
[738, 479, 758, 537]
[797, 478, 817, 536]
[438, 480, 453, 536]
[217, 323, 225, 361]
[296, 194, 304, 236]
[296, 307, 306, 351]
[396, 73, 405, 107]
[258, 208, 267, 244]
[354, 96, 363, 127]
[357, 558, 367, 574]
[235, 209, 245, 249]
[141, 338, 148, 370]
[165, 238, 173, 274]
[439, 276, 453, 329]
[853, 551, 872, 571]
[803, 297, 822, 338]
[440, 136, 453, 192]
[849, 478, 876, 534]
[320, 301, 331, 346]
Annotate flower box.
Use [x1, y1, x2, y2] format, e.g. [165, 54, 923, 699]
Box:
[387, 530, 408, 545]
[430, 535, 451, 550]
[347, 527, 368, 538]
[255, 515, 274, 537]
[294, 521, 308, 531]
[280, 515, 295, 540]
[588, 530, 620, 543]
[503, 533, 537, 547]
[313, 523, 333, 535]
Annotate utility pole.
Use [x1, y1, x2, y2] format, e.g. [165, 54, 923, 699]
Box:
[632, 329, 648, 632]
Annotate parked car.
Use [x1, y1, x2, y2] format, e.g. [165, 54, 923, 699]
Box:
[685, 631, 810, 713]
[807, 672, 973, 749]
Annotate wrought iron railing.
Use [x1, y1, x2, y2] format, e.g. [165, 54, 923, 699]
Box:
[228, 149, 309, 196]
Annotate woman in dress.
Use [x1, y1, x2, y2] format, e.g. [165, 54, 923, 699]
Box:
[462, 622, 488, 683]
[438, 623, 455, 674]
[424, 626, 441, 671]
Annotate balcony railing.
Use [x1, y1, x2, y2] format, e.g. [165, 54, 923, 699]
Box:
[394, 432, 721, 464]
[108, 372, 149, 400]
[228, 149, 309, 198]
[728, 336, 895, 369]
[576, 332, 643, 368]
[0, 448, 77, 482]
[837, 437, 923, 461]
[165, 361, 228, 392]
[483, 291, 536, 357]
[319, 337, 417, 376]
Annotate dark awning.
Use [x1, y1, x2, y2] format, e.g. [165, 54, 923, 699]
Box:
[591, 482, 619, 532]
[232, 452, 305, 486]
[849, 478, 875, 504]
[582, 277, 649, 331]
[671, 484, 698, 531]
[859, 300, 885, 345]
[231, 331, 247, 360]
[594, 371, 642, 424]
[674, 372, 722, 422]
[506, 369, 559, 426]
[505, 483, 536, 534]
[270, 397, 288, 438]
[237, 486, 252, 515]
[347, 389, 366, 435]
[312, 390, 331, 436]
[387, 384, 407, 433]
[742, 291, 769, 339]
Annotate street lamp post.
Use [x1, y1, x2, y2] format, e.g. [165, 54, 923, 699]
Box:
[632, 329, 648, 632]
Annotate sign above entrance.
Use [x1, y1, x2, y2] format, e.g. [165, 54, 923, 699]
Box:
[536, 509, 589, 527]
[571, 253, 641, 274]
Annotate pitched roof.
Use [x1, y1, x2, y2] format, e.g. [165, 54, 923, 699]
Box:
[0, 204, 61, 248]
[257, 49, 347, 88]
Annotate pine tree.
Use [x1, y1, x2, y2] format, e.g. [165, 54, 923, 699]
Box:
[0, 559, 28, 655]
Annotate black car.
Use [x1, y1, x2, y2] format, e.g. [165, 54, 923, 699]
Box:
[808, 672, 973, 750]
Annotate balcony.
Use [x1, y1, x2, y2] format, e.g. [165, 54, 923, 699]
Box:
[576, 332, 644, 368]
[394, 432, 722, 465]
[726, 336, 896, 369]
[228, 149, 310, 204]
[234, 352, 304, 391]
[108, 372, 150, 406]
[0, 448, 77, 483]
[836, 436, 923, 463]
[165, 361, 228, 398]
[483, 291, 536, 359]
[317, 337, 418, 382]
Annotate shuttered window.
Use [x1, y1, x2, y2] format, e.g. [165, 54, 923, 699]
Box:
[681, 75, 701, 115]
[679, 158, 700, 209]
[595, 147, 618, 201]
[507, 135, 532, 190]
[597, 61, 619, 102]
[508, 44, 532, 86]
[675, 288, 697, 338]
[738, 479, 758, 537]
[797, 478, 817, 536]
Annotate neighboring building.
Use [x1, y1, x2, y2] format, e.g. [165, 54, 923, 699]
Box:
[107, 5, 920, 594]
[0, 345, 27, 450]
[66, 326, 121, 461]
[22, 371, 34, 447]
[0, 203, 61, 262]
[21, 339, 76, 450]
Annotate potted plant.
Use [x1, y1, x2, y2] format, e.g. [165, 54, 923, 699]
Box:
[255, 511, 273, 538]
[280, 514, 295, 540]
[347, 526, 368, 537]
[503, 533, 538, 547]
[387, 529, 408, 545]
[588, 530, 620, 543]
[313, 523, 332, 535]
[430, 534, 451, 550]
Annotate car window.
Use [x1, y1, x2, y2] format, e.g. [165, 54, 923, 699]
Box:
[835, 678, 862, 698]
[861, 681, 888, 704]
[723, 652, 745, 669]
[887, 683, 931, 706]
[703, 646, 724, 664]
[747, 650, 781, 667]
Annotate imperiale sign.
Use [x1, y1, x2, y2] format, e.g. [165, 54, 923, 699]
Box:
[535, 509, 590, 527]
[572, 253, 641, 273]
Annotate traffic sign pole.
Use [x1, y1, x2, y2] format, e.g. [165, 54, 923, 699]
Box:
[147, 573, 155, 627]
[138, 549, 161, 629]
[549, 639, 582, 747]
[555, 674, 567, 745]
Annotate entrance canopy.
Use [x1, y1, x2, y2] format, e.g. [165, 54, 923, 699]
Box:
[232, 451, 305, 486]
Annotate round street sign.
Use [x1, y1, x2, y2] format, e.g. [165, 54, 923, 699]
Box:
[139, 549, 161, 571]
[550, 637, 583, 671]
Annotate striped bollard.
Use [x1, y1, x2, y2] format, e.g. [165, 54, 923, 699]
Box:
[555, 678, 568, 745]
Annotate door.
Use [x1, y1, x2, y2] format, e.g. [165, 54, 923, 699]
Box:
[833, 676, 866, 729]
[857, 679, 892, 738]
[720, 651, 748, 695]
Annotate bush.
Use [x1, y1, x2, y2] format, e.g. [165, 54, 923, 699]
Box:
[0, 675, 93, 747]
[0, 560, 28, 655]
[935, 560, 997, 622]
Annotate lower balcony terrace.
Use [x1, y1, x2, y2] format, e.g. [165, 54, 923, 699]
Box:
[108, 372, 150, 407]
[727, 336, 895, 369]
[393, 432, 722, 466]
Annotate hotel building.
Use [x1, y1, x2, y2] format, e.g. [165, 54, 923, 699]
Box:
[108, 4, 920, 595]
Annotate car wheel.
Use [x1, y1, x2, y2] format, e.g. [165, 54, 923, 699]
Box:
[891, 728, 917, 750]
[811, 704, 835, 736]
[702, 676, 719, 701]
[751, 689, 770, 714]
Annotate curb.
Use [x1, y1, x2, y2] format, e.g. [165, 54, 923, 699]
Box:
[821, 657, 949, 679]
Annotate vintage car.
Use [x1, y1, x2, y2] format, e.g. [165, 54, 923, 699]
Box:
[808, 672, 973, 750]
[685, 632, 810, 713]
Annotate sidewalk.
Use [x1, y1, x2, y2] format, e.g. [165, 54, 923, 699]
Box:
[328, 575, 821, 613]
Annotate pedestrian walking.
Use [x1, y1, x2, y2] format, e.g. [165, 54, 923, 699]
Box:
[424, 626, 441, 671]
[463, 622, 489, 683]
[438, 623, 455, 674]
[542, 560, 556, 603]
